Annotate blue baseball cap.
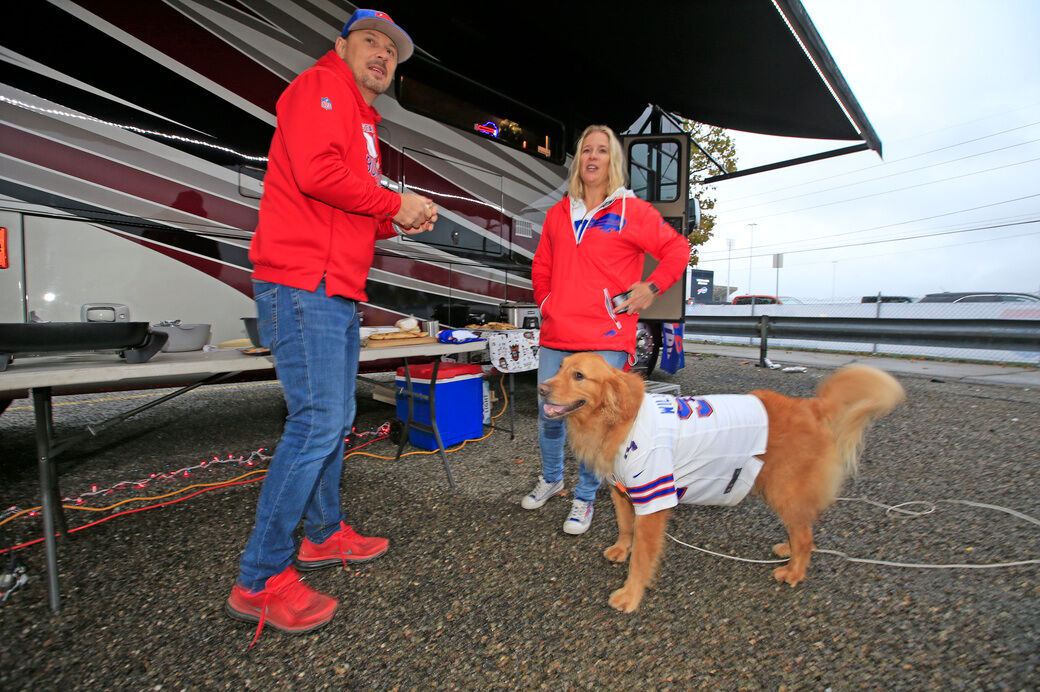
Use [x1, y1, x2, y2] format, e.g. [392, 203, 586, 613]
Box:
[340, 9, 414, 62]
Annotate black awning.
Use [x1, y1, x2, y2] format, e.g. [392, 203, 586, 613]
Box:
[386, 0, 880, 155]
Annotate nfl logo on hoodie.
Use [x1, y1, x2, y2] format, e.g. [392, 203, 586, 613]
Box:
[321, 97, 332, 110]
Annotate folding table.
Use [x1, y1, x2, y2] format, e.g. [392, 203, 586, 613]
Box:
[0, 340, 486, 612]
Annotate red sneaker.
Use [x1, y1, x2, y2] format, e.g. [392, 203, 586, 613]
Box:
[226, 565, 337, 648]
[295, 521, 389, 570]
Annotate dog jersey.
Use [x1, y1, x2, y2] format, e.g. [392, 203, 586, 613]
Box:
[612, 393, 769, 515]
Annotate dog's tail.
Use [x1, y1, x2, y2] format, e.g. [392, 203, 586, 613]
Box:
[815, 366, 905, 476]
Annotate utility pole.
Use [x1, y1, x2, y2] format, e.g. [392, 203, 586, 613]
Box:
[726, 237, 734, 302]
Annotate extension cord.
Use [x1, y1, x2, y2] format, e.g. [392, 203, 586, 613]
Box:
[666, 496, 1040, 571]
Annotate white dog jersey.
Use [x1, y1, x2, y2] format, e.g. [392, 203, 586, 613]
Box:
[612, 393, 769, 515]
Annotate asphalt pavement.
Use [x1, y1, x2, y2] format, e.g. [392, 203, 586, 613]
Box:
[0, 347, 1037, 690]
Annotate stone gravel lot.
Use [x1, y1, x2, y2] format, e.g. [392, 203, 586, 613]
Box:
[1, 352, 1037, 690]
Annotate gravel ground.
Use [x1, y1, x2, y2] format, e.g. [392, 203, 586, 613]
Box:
[1, 352, 1037, 690]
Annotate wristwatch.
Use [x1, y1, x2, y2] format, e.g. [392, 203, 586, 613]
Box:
[647, 281, 660, 296]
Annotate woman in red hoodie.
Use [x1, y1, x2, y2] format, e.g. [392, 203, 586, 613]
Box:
[521, 125, 690, 535]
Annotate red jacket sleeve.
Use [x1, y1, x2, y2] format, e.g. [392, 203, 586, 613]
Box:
[276, 67, 401, 219]
[375, 219, 397, 240]
[532, 205, 560, 308]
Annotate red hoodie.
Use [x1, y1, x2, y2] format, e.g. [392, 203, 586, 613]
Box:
[532, 188, 690, 357]
[249, 51, 402, 300]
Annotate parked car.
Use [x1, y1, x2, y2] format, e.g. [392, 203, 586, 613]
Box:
[861, 295, 913, 303]
[917, 292, 1040, 303]
[731, 295, 781, 305]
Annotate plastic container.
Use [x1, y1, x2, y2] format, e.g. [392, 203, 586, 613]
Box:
[151, 322, 211, 352]
[395, 363, 483, 449]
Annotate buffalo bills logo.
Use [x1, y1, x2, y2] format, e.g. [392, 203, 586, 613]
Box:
[589, 213, 626, 234]
[574, 212, 627, 242]
[676, 397, 713, 420]
[623, 441, 638, 460]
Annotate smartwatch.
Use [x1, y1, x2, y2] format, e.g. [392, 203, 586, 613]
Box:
[647, 281, 660, 296]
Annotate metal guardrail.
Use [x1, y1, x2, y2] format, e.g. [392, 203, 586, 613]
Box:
[683, 316, 1040, 366]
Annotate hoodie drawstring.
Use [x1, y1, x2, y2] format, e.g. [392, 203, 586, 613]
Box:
[603, 289, 623, 330]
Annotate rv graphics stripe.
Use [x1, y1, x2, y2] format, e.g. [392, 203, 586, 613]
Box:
[75, 0, 292, 114]
[0, 123, 259, 232]
[371, 254, 533, 304]
[0, 178, 253, 297]
[1, 2, 274, 166]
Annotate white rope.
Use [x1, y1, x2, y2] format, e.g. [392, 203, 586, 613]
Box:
[665, 533, 788, 564]
[665, 497, 1040, 570]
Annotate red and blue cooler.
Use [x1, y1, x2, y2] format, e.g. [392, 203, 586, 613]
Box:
[395, 362, 484, 450]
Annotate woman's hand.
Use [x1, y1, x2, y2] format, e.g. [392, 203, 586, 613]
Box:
[615, 281, 657, 314]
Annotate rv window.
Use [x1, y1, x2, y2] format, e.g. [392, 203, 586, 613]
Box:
[396, 57, 565, 165]
[628, 140, 682, 203]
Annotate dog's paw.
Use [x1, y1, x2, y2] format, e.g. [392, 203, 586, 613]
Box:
[603, 543, 630, 563]
[608, 587, 642, 613]
[772, 565, 806, 586]
[772, 541, 792, 558]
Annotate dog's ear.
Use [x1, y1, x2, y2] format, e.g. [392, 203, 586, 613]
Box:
[601, 368, 644, 425]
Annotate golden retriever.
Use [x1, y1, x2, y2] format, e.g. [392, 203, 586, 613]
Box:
[538, 353, 905, 612]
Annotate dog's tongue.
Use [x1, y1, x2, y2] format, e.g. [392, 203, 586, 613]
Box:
[543, 403, 569, 417]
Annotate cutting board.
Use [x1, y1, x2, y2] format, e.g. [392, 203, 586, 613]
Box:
[362, 335, 439, 348]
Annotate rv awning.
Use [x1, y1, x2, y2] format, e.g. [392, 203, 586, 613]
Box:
[390, 0, 880, 157]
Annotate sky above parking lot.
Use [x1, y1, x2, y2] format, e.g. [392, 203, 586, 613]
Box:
[698, 0, 1040, 301]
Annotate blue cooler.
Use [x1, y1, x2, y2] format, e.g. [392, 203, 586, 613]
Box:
[395, 363, 484, 449]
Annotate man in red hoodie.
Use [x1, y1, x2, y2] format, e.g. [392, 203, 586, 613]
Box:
[226, 9, 435, 646]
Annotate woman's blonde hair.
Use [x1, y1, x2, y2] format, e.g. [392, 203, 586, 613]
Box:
[567, 124, 627, 201]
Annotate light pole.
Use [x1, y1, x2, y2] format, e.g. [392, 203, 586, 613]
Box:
[773, 253, 782, 298]
[746, 223, 756, 295]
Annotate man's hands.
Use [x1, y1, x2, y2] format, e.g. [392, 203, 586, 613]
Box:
[394, 192, 438, 234]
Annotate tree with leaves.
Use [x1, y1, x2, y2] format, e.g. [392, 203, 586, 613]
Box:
[680, 120, 738, 266]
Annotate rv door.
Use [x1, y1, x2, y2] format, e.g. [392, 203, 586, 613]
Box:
[621, 133, 691, 321]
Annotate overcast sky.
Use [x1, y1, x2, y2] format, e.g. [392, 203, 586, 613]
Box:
[698, 0, 1040, 301]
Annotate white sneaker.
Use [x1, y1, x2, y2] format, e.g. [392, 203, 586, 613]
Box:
[520, 476, 564, 510]
[563, 499, 594, 535]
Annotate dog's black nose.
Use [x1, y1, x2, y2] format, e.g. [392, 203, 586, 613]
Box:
[537, 382, 550, 397]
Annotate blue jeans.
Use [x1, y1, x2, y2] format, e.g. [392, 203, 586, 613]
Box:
[537, 346, 629, 503]
[237, 279, 360, 592]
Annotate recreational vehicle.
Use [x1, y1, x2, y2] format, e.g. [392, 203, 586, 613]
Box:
[0, 1, 880, 374]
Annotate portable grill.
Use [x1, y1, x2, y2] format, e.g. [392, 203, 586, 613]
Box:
[0, 322, 168, 372]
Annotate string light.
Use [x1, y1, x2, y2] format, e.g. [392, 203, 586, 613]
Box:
[0, 425, 392, 532]
[0, 94, 269, 163]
